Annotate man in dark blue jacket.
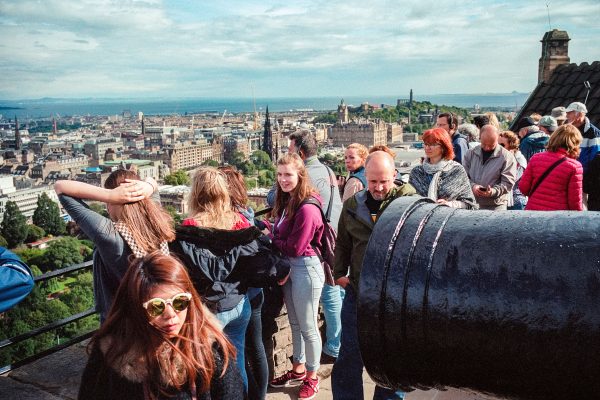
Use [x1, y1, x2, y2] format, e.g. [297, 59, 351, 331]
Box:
[437, 112, 468, 164]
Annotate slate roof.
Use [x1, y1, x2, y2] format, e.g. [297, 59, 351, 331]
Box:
[511, 61, 600, 130]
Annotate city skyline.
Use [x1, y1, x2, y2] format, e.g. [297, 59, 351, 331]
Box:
[1, 0, 599, 100]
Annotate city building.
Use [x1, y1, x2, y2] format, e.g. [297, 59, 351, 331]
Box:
[0, 185, 59, 220]
[328, 119, 388, 148]
[158, 185, 190, 214]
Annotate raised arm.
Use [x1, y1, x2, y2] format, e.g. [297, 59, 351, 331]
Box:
[54, 179, 152, 204]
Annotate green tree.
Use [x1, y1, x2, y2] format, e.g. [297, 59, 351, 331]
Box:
[0, 234, 7, 247]
[164, 205, 183, 226]
[32, 193, 66, 235]
[15, 247, 45, 268]
[40, 237, 85, 272]
[313, 113, 338, 124]
[164, 170, 190, 186]
[251, 150, 274, 170]
[202, 159, 219, 167]
[26, 224, 46, 243]
[1, 201, 28, 248]
[239, 161, 256, 176]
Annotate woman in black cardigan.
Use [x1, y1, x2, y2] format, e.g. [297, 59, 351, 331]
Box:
[78, 252, 243, 400]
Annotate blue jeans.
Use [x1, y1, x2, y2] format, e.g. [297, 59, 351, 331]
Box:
[282, 256, 325, 372]
[321, 284, 345, 357]
[332, 286, 404, 400]
[216, 296, 251, 393]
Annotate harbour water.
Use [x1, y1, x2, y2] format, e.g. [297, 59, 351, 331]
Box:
[1, 93, 530, 119]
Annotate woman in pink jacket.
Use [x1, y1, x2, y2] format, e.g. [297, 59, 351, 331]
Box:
[519, 124, 583, 211]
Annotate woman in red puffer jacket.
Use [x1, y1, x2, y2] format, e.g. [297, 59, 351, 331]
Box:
[519, 124, 583, 211]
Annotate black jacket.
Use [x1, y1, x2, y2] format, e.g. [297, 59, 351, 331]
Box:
[170, 225, 289, 312]
[78, 340, 243, 400]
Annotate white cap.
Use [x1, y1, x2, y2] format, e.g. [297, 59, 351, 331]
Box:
[565, 102, 588, 113]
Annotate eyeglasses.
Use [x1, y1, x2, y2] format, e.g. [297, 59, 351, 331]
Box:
[424, 143, 441, 148]
[142, 292, 192, 317]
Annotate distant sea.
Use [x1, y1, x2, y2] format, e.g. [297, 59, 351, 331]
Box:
[0, 93, 530, 120]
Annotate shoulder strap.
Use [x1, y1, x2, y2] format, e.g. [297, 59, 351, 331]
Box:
[324, 166, 336, 222]
[529, 157, 567, 197]
[301, 197, 328, 222]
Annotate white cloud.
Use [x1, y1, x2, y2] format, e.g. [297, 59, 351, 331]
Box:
[0, 0, 599, 98]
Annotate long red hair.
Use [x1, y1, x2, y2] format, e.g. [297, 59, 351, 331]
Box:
[423, 128, 455, 161]
[89, 252, 234, 398]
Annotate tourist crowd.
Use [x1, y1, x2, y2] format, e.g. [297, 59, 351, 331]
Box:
[26, 101, 597, 400]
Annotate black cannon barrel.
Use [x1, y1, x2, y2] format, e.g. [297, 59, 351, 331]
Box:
[358, 196, 600, 400]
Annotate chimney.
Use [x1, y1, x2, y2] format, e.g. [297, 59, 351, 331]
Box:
[538, 29, 570, 84]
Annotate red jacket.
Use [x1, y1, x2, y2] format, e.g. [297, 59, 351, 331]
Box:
[519, 149, 583, 211]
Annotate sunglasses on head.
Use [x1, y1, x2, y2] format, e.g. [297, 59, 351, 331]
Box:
[142, 292, 192, 318]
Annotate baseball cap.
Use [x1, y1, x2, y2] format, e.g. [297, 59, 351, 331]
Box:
[539, 115, 558, 131]
[551, 106, 567, 121]
[565, 102, 588, 113]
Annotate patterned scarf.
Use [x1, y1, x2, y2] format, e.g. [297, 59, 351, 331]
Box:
[113, 221, 169, 258]
[422, 159, 453, 201]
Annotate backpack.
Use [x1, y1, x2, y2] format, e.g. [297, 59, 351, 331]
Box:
[301, 166, 337, 286]
[0, 247, 34, 313]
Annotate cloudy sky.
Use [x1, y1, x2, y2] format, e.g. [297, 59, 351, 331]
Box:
[1, 0, 599, 100]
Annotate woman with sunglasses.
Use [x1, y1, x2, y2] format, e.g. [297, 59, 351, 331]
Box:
[409, 128, 477, 209]
[55, 169, 175, 323]
[78, 251, 243, 400]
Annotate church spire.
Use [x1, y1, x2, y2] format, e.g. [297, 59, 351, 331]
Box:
[14, 116, 21, 150]
[262, 106, 274, 160]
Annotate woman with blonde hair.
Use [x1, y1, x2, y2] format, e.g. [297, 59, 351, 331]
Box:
[269, 153, 325, 399]
[519, 124, 583, 211]
[55, 170, 174, 322]
[485, 112, 501, 129]
[340, 143, 369, 201]
[78, 252, 243, 399]
[219, 165, 269, 400]
[171, 166, 263, 394]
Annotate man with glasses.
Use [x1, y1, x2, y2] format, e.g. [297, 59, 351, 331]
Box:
[437, 112, 468, 165]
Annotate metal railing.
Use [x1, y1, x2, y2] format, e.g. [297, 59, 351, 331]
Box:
[0, 207, 274, 375]
[0, 260, 97, 375]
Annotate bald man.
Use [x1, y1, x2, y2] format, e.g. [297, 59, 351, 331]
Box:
[463, 125, 517, 210]
[332, 151, 416, 399]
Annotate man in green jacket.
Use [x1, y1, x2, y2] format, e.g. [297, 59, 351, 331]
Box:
[332, 151, 416, 399]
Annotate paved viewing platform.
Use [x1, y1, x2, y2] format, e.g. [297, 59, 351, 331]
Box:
[0, 340, 500, 400]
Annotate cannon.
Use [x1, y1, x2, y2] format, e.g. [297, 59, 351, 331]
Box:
[358, 197, 600, 400]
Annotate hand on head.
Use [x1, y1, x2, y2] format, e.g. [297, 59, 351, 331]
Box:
[110, 179, 152, 203]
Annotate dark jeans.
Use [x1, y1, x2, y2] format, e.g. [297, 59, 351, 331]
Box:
[332, 286, 404, 400]
[245, 290, 269, 400]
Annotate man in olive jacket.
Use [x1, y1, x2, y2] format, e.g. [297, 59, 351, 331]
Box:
[331, 151, 416, 400]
